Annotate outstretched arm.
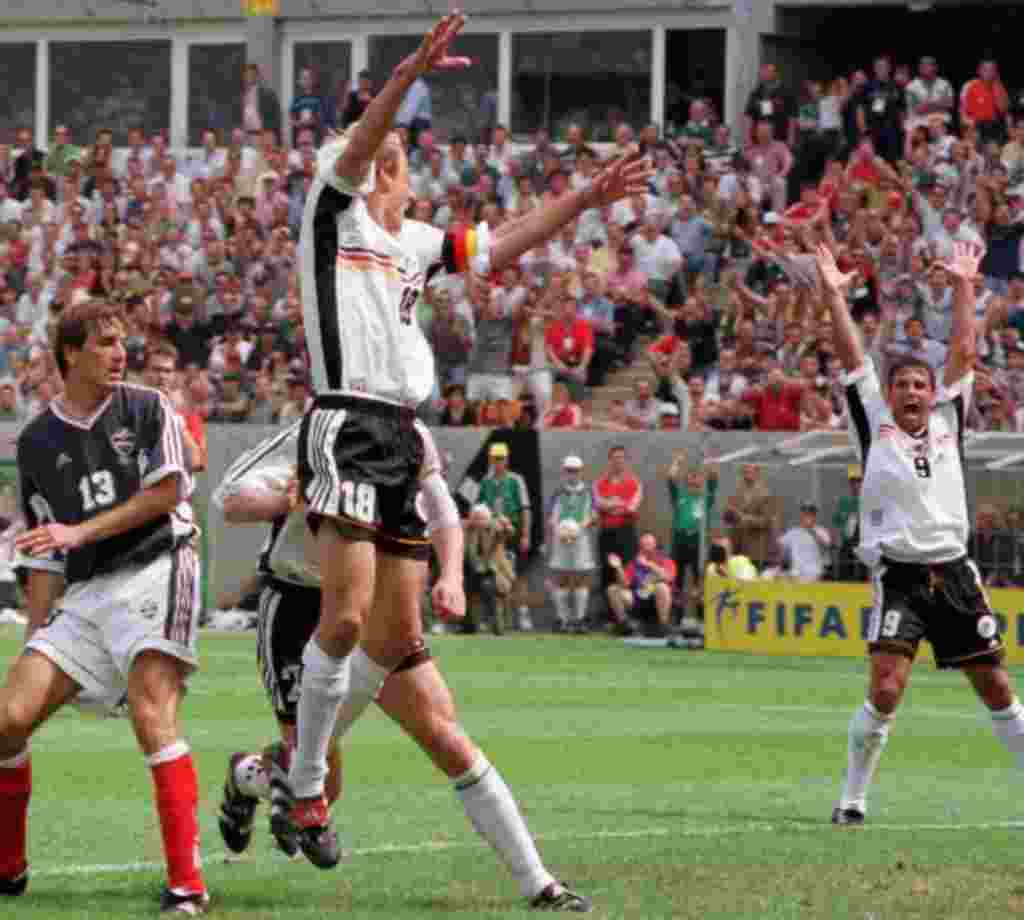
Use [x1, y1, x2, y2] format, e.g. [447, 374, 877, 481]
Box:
[334, 13, 469, 188]
[813, 243, 864, 373]
[490, 153, 653, 271]
[937, 241, 983, 387]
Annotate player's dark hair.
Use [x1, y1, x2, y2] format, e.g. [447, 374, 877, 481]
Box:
[608, 444, 626, 457]
[54, 300, 124, 379]
[886, 356, 935, 389]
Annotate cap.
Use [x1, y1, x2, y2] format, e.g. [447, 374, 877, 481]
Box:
[800, 502, 818, 513]
[489, 442, 509, 459]
[848, 464, 863, 480]
[562, 455, 583, 470]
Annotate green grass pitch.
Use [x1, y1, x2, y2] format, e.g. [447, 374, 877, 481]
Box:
[2, 630, 1024, 919]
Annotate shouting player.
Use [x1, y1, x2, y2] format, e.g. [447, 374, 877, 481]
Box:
[0, 301, 206, 914]
[817, 241, 1024, 825]
[212, 425, 591, 912]
[287, 9, 653, 866]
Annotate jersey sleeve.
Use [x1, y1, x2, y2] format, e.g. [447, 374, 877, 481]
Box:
[14, 440, 65, 575]
[139, 391, 192, 498]
[213, 422, 300, 509]
[512, 472, 531, 509]
[842, 360, 888, 463]
[935, 369, 974, 441]
[436, 222, 493, 276]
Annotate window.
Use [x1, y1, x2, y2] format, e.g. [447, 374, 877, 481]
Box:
[50, 41, 172, 145]
[188, 44, 247, 145]
[292, 42, 351, 136]
[512, 32, 651, 141]
[0, 44, 35, 142]
[368, 34, 498, 143]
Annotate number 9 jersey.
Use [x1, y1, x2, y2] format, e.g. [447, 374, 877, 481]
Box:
[16, 383, 195, 585]
[843, 360, 971, 569]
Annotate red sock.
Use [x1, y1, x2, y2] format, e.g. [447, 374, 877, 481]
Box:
[149, 744, 204, 895]
[0, 753, 30, 878]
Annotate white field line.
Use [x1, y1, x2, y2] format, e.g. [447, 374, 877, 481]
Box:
[34, 820, 1024, 879]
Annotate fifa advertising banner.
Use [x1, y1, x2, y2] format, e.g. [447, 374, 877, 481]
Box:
[705, 577, 1024, 664]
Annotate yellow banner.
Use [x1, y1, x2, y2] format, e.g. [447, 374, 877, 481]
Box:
[704, 576, 1024, 664]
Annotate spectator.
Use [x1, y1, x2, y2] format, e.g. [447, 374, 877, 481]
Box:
[905, 56, 954, 133]
[606, 534, 677, 638]
[623, 378, 661, 431]
[968, 504, 1018, 587]
[669, 196, 713, 288]
[740, 361, 804, 430]
[465, 281, 516, 403]
[578, 268, 620, 386]
[246, 372, 278, 425]
[960, 59, 1009, 147]
[883, 315, 946, 373]
[341, 70, 375, 129]
[667, 453, 718, 621]
[777, 502, 832, 581]
[745, 62, 797, 149]
[210, 371, 250, 423]
[631, 216, 682, 301]
[543, 382, 583, 430]
[705, 534, 759, 581]
[547, 455, 597, 632]
[438, 384, 477, 426]
[429, 286, 474, 389]
[0, 377, 25, 422]
[478, 442, 533, 632]
[463, 503, 516, 635]
[854, 56, 905, 163]
[290, 66, 329, 144]
[395, 76, 432, 149]
[745, 120, 793, 214]
[544, 290, 594, 402]
[723, 462, 775, 569]
[833, 464, 866, 582]
[593, 445, 643, 603]
[241, 63, 281, 142]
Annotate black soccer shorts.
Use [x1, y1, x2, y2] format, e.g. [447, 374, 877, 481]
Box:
[256, 578, 433, 724]
[867, 556, 1005, 669]
[297, 395, 430, 560]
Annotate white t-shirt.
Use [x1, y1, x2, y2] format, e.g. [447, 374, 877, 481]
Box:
[779, 526, 830, 580]
[301, 143, 490, 406]
[843, 359, 971, 567]
[631, 234, 682, 282]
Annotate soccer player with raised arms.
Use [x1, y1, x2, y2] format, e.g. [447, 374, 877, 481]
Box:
[0, 301, 206, 914]
[212, 424, 591, 911]
[816, 240, 1024, 826]
[283, 9, 652, 868]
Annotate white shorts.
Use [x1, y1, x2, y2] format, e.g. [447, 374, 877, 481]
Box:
[549, 533, 596, 573]
[27, 546, 201, 715]
[466, 373, 516, 402]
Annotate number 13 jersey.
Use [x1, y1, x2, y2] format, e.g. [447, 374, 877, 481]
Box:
[843, 360, 971, 568]
[16, 384, 195, 585]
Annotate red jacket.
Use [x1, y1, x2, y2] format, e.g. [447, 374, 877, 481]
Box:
[742, 383, 803, 431]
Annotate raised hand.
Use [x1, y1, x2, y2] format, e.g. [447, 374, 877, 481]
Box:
[937, 240, 985, 283]
[397, 12, 471, 79]
[813, 243, 857, 293]
[588, 150, 655, 208]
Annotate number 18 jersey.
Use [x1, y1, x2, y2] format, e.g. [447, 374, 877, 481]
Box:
[843, 360, 971, 568]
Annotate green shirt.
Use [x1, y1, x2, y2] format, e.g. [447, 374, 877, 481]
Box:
[478, 471, 530, 537]
[833, 494, 859, 544]
[550, 483, 592, 525]
[668, 475, 718, 538]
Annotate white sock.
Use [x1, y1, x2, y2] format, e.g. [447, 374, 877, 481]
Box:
[839, 700, 891, 813]
[290, 640, 348, 799]
[233, 754, 270, 800]
[991, 698, 1024, 767]
[454, 753, 555, 899]
[551, 588, 570, 623]
[572, 587, 589, 623]
[330, 646, 390, 744]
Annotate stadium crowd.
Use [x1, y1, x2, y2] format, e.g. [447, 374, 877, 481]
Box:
[2, 54, 1024, 437]
[1, 52, 1024, 630]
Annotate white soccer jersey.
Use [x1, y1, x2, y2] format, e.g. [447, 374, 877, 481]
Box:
[301, 143, 490, 407]
[843, 360, 972, 567]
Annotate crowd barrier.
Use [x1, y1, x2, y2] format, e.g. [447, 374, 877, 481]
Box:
[704, 576, 1024, 664]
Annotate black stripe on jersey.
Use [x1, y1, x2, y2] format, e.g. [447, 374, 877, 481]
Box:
[312, 185, 351, 391]
[952, 393, 966, 466]
[846, 383, 872, 461]
[440, 231, 458, 276]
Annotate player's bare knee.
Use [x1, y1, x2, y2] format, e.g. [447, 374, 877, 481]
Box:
[870, 672, 907, 714]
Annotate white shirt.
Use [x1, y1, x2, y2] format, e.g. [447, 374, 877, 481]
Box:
[779, 525, 831, 580]
[905, 76, 954, 130]
[0, 198, 22, 223]
[631, 234, 682, 282]
[843, 360, 971, 567]
[301, 143, 489, 406]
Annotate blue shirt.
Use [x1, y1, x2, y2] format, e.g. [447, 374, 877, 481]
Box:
[396, 78, 431, 127]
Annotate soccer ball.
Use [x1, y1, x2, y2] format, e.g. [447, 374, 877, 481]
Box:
[558, 519, 581, 543]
